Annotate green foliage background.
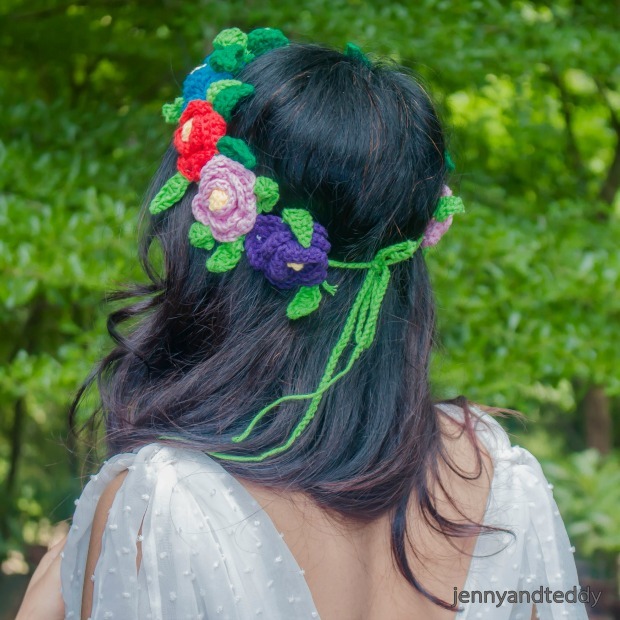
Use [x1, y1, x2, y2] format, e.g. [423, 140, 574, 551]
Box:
[0, 0, 619, 591]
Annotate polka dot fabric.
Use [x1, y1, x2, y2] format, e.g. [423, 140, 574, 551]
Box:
[60, 445, 320, 619]
[436, 403, 588, 620]
[60, 405, 587, 619]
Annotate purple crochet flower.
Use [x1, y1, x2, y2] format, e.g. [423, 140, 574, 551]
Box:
[245, 215, 330, 289]
[192, 155, 257, 242]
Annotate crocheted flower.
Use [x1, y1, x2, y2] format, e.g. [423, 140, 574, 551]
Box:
[245, 214, 330, 289]
[421, 185, 454, 248]
[181, 60, 233, 111]
[173, 100, 227, 182]
[191, 155, 257, 242]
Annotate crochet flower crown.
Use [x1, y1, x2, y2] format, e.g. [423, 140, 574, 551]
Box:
[153, 27, 465, 462]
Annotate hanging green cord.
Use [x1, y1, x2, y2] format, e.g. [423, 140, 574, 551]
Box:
[157, 239, 420, 461]
[225, 240, 416, 439]
[186, 238, 421, 462]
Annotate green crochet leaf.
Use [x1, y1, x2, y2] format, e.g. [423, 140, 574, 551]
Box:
[188, 222, 215, 250]
[213, 27, 247, 49]
[206, 238, 244, 273]
[162, 97, 184, 124]
[149, 172, 190, 215]
[282, 208, 314, 248]
[212, 83, 255, 121]
[286, 285, 322, 320]
[206, 79, 242, 103]
[216, 136, 257, 169]
[433, 195, 465, 222]
[247, 28, 289, 56]
[445, 150, 456, 172]
[209, 44, 246, 73]
[254, 176, 279, 213]
[343, 42, 372, 67]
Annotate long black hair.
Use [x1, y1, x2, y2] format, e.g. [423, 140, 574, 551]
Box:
[70, 42, 499, 610]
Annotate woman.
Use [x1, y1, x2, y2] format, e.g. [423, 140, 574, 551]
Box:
[18, 27, 587, 619]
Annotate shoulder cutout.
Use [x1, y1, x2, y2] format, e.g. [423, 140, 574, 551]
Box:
[81, 469, 142, 620]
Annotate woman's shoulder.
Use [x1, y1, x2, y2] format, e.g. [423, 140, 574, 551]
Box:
[65, 442, 255, 530]
[62, 441, 321, 618]
[434, 400, 568, 499]
[434, 401, 587, 617]
[76, 440, 228, 490]
[434, 399, 561, 522]
[435, 400, 514, 457]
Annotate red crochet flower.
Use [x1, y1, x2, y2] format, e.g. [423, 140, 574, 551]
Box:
[173, 100, 227, 182]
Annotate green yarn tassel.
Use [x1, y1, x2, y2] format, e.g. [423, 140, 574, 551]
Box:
[433, 195, 465, 222]
[212, 83, 255, 120]
[206, 238, 421, 462]
[282, 208, 314, 248]
[206, 238, 244, 273]
[149, 172, 190, 214]
[247, 28, 289, 56]
[216, 136, 257, 169]
[344, 42, 372, 67]
[321, 281, 338, 296]
[287, 285, 322, 320]
[254, 176, 279, 212]
[162, 97, 184, 124]
[188, 222, 215, 250]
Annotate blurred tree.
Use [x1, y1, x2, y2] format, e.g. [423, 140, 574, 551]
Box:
[0, 0, 618, 592]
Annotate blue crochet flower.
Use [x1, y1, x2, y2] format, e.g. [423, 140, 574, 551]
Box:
[181, 56, 232, 111]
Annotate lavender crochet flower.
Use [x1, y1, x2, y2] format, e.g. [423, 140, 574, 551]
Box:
[421, 184, 454, 248]
[192, 155, 257, 242]
[245, 214, 330, 289]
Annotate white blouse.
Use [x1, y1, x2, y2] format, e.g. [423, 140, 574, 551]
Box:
[60, 403, 588, 619]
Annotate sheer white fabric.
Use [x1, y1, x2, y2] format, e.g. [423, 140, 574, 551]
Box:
[60, 442, 320, 619]
[438, 403, 588, 619]
[60, 404, 588, 619]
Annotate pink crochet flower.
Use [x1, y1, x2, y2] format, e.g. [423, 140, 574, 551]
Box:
[192, 155, 257, 242]
[421, 185, 454, 248]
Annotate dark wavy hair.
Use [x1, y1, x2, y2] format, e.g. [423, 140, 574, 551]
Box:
[70, 42, 505, 610]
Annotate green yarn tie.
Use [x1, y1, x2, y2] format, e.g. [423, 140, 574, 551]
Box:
[434, 195, 464, 222]
[205, 238, 421, 462]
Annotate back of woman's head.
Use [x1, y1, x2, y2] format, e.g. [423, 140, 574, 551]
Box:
[72, 38, 476, 609]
